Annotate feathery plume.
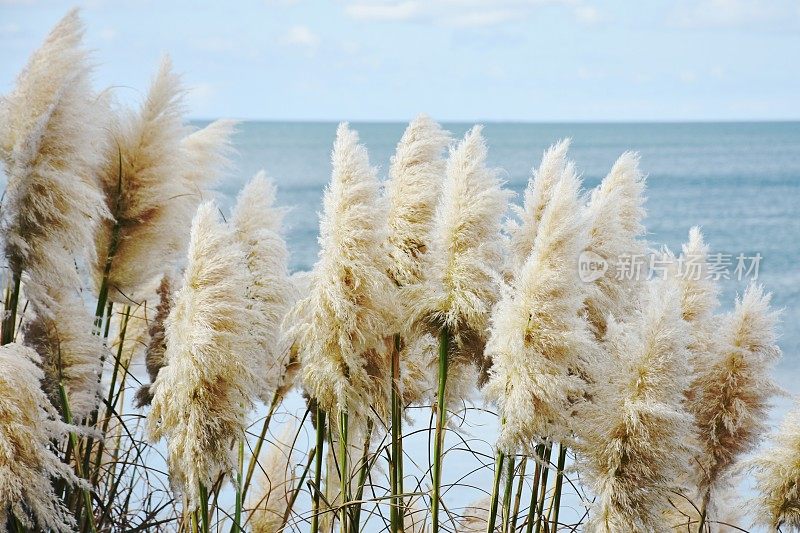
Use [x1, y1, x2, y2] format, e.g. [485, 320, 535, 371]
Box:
[406, 125, 510, 385]
[232, 171, 295, 403]
[0, 343, 83, 532]
[0, 8, 109, 302]
[247, 424, 298, 533]
[94, 57, 235, 303]
[384, 114, 450, 287]
[751, 402, 800, 530]
[577, 277, 696, 532]
[506, 139, 571, 274]
[147, 202, 260, 506]
[485, 165, 595, 452]
[287, 123, 396, 422]
[690, 283, 781, 493]
[24, 288, 105, 421]
[458, 497, 491, 533]
[583, 151, 647, 336]
[134, 274, 172, 407]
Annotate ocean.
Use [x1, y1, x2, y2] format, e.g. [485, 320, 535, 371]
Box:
[219, 120, 800, 397]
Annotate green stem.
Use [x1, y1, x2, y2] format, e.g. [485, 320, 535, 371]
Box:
[278, 446, 316, 531]
[311, 407, 326, 533]
[390, 333, 403, 533]
[501, 456, 516, 533]
[339, 409, 350, 533]
[350, 419, 373, 533]
[93, 305, 131, 483]
[534, 445, 552, 533]
[431, 327, 450, 533]
[549, 445, 567, 532]
[510, 457, 527, 533]
[233, 439, 243, 532]
[525, 445, 545, 533]
[1, 270, 21, 346]
[58, 383, 96, 533]
[486, 451, 505, 533]
[198, 483, 210, 533]
[241, 389, 282, 504]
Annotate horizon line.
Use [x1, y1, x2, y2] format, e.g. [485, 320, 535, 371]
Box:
[188, 117, 800, 125]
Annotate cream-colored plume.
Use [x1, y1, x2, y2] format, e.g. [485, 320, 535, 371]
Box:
[384, 114, 450, 287]
[24, 288, 105, 421]
[232, 171, 295, 404]
[94, 56, 235, 303]
[147, 202, 260, 507]
[287, 123, 396, 422]
[751, 402, 800, 530]
[485, 164, 595, 452]
[405, 125, 510, 388]
[690, 283, 781, 494]
[0, 343, 83, 532]
[577, 276, 695, 533]
[0, 8, 109, 303]
[583, 151, 647, 336]
[247, 424, 298, 533]
[506, 139, 571, 274]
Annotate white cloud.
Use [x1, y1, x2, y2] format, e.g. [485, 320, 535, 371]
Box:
[283, 25, 320, 48]
[345, 1, 422, 22]
[668, 0, 799, 29]
[343, 0, 603, 28]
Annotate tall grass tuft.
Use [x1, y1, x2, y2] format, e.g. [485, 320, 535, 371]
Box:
[405, 126, 509, 532]
[0, 8, 109, 338]
[576, 275, 696, 532]
[147, 201, 260, 509]
[0, 343, 86, 532]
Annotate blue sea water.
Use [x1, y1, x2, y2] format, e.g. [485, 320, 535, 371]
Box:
[217, 120, 800, 396]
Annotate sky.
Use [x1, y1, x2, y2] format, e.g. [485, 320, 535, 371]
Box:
[1, 0, 799, 122]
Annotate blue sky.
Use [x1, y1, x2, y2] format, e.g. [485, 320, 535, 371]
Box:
[1, 0, 799, 121]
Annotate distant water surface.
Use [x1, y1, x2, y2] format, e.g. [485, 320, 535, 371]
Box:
[215, 121, 799, 396]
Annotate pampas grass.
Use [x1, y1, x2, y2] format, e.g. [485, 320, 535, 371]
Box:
[583, 151, 647, 336]
[24, 288, 106, 421]
[577, 276, 696, 533]
[94, 57, 235, 304]
[751, 402, 800, 530]
[0, 343, 84, 532]
[385, 114, 450, 288]
[147, 201, 260, 508]
[691, 283, 781, 520]
[287, 122, 396, 423]
[232, 171, 295, 404]
[485, 157, 595, 453]
[506, 139, 571, 274]
[0, 8, 108, 325]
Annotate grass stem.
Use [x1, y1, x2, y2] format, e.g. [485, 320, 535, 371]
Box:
[486, 451, 505, 533]
[431, 327, 450, 533]
[548, 445, 567, 532]
[1, 270, 20, 346]
[311, 406, 326, 533]
[501, 455, 516, 533]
